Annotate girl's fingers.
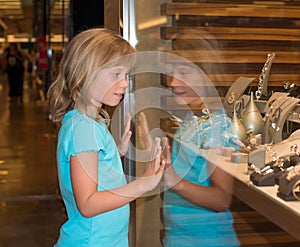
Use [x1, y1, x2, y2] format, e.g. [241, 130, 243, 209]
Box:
[124, 113, 132, 134]
[153, 145, 162, 173]
[162, 137, 171, 166]
[138, 112, 150, 135]
[123, 130, 132, 143]
[150, 137, 161, 161]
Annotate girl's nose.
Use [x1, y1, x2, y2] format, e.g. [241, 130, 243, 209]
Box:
[167, 76, 185, 87]
[119, 76, 129, 88]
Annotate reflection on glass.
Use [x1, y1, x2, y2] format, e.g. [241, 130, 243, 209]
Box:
[161, 30, 240, 247]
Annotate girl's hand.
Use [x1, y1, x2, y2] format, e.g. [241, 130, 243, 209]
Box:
[139, 137, 165, 192]
[137, 112, 152, 150]
[118, 113, 132, 157]
[162, 137, 182, 190]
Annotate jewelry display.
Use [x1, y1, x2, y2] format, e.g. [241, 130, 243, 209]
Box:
[231, 102, 247, 143]
[227, 91, 235, 105]
[240, 91, 264, 136]
[248, 146, 266, 169]
[262, 92, 289, 114]
[292, 179, 300, 201]
[267, 97, 300, 144]
[283, 80, 296, 91]
[263, 96, 287, 143]
[256, 53, 276, 100]
[273, 157, 290, 171]
[282, 80, 300, 98]
[290, 144, 299, 156]
[264, 129, 300, 164]
[286, 164, 300, 181]
[277, 163, 300, 201]
[223, 77, 255, 117]
[250, 163, 276, 186]
[266, 157, 291, 185]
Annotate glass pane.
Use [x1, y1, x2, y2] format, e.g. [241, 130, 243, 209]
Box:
[126, 1, 300, 246]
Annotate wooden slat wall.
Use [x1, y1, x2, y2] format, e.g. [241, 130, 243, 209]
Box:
[160, 0, 300, 96]
[230, 196, 300, 246]
[160, 1, 300, 245]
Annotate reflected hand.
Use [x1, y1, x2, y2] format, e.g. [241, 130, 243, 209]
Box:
[137, 112, 152, 150]
[162, 137, 182, 190]
[117, 112, 132, 157]
[139, 137, 165, 192]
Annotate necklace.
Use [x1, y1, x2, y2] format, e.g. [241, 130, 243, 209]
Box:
[256, 53, 276, 100]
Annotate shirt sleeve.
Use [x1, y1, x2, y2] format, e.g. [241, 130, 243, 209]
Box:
[70, 116, 105, 157]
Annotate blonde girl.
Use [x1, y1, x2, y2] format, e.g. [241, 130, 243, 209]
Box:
[47, 28, 164, 247]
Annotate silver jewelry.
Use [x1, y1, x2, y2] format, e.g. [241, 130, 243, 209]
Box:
[256, 53, 276, 100]
[227, 91, 235, 105]
[286, 164, 300, 181]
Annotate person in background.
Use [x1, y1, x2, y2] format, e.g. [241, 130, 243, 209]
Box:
[46, 28, 165, 247]
[5, 43, 26, 103]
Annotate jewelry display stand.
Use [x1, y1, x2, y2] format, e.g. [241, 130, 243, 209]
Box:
[250, 170, 276, 186]
[265, 129, 300, 164]
[275, 169, 289, 185]
[263, 94, 289, 143]
[277, 175, 300, 201]
[248, 147, 266, 169]
[223, 76, 255, 117]
[263, 92, 290, 114]
[250, 156, 293, 186]
[267, 97, 300, 144]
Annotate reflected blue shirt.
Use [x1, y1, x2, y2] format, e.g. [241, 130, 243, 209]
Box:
[55, 110, 129, 247]
[163, 111, 240, 247]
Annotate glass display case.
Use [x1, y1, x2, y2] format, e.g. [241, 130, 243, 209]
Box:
[110, 1, 300, 246]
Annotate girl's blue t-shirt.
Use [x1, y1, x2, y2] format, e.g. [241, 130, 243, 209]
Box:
[163, 111, 240, 247]
[55, 109, 129, 247]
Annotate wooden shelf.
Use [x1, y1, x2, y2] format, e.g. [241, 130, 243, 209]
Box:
[163, 132, 300, 240]
[216, 155, 300, 241]
[161, 3, 300, 18]
[161, 27, 300, 41]
[165, 50, 300, 64]
[160, 1, 300, 90]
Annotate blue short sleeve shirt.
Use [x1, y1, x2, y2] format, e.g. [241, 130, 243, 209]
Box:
[55, 110, 129, 247]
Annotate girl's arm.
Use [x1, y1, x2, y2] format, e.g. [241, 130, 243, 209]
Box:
[162, 138, 233, 212]
[71, 138, 165, 218]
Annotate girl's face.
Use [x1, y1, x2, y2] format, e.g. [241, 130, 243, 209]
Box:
[168, 64, 202, 106]
[89, 65, 129, 107]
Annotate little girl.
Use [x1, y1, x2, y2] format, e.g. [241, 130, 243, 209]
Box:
[47, 28, 165, 246]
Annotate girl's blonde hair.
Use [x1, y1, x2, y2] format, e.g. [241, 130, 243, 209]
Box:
[47, 28, 135, 123]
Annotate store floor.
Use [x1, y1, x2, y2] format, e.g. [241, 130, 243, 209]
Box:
[0, 80, 64, 247]
[0, 79, 299, 247]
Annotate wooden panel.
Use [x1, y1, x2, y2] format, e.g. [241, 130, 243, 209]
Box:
[233, 178, 300, 241]
[161, 27, 300, 41]
[160, 3, 300, 243]
[166, 50, 300, 64]
[207, 74, 300, 87]
[160, 1, 300, 87]
[161, 3, 300, 18]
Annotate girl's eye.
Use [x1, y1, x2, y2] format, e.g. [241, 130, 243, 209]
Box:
[113, 73, 121, 77]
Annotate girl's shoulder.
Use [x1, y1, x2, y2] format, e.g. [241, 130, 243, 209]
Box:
[62, 110, 107, 134]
